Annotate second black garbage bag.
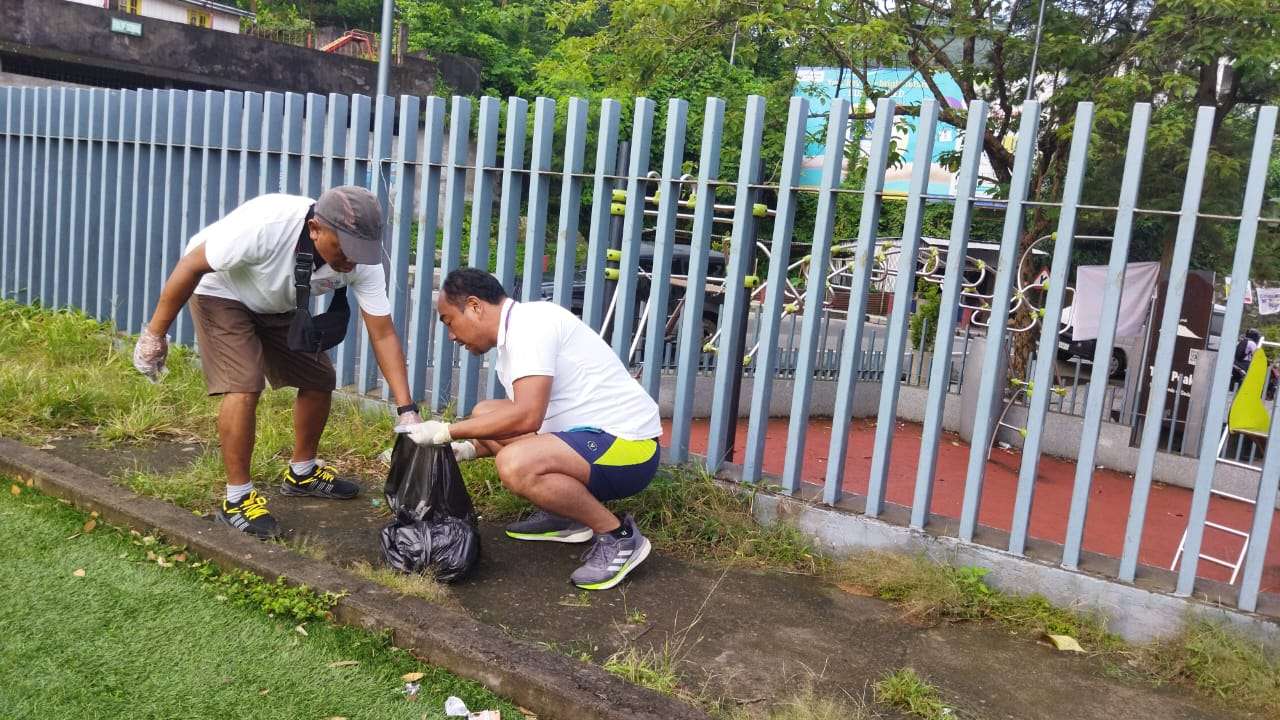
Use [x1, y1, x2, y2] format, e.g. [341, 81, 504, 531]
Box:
[379, 433, 480, 582]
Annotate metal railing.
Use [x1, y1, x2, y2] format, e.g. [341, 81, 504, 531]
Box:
[1, 86, 1276, 613]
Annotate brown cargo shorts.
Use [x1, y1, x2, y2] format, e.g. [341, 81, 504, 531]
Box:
[189, 294, 337, 395]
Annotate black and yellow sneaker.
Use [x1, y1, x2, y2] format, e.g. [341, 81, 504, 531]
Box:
[217, 491, 282, 540]
[280, 462, 360, 499]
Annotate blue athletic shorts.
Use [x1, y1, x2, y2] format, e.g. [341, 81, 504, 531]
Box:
[552, 427, 660, 502]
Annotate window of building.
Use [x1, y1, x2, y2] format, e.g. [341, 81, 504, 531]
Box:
[188, 9, 211, 27]
[120, 0, 141, 14]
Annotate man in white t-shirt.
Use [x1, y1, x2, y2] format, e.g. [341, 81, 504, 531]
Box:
[132, 187, 422, 540]
[404, 268, 662, 591]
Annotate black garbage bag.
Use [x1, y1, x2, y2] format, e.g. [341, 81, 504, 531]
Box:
[378, 433, 480, 582]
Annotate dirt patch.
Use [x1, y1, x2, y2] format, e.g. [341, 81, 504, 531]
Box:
[41, 435, 1249, 719]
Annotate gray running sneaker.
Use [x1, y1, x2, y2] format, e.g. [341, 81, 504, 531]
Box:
[504, 509, 593, 543]
[570, 514, 651, 590]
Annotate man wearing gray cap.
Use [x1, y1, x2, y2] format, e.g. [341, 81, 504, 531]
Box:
[133, 186, 421, 540]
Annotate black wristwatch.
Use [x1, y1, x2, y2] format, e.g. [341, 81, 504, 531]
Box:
[396, 403, 419, 416]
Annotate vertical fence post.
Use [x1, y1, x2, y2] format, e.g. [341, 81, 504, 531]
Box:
[121, 89, 152, 332]
[1238, 375, 1280, 611]
[1176, 106, 1277, 597]
[1, 87, 13, 300]
[457, 96, 501, 414]
[174, 90, 204, 346]
[235, 91, 260, 205]
[429, 96, 472, 412]
[609, 98, 655, 358]
[38, 86, 57, 309]
[742, 98, 809, 481]
[668, 98, 726, 463]
[961, 104, 1095, 542]
[705, 96, 766, 470]
[25, 87, 46, 309]
[321, 94, 349, 193]
[1118, 108, 1215, 581]
[487, 97, 530, 400]
[139, 91, 167, 327]
[552, 98, 590, 310]
[157, 90, 185, 337]
[94, 90, 121, 321]
[520, 97, 557, 302]
[864, 101, 939, 517]
[407, 96, 446, 403]
[51, 87, 71, 309]
[1014, 106, 1136, 555]
[281, 92, 304, 195]
[300, 94, 327, 199]
[387, 95, 421, 350]
[640, 98, 690, 399]
[956, 101, 1042, 531]
[912, 101, 989, 516]
[582, 100, 622, 331]
[198, 91, 222, 230]
[260, 92, 284, 197]
[1057, 107, 1152, 565]
[219, 90, 244, 215]
[336, 93, 371, 389]
[357, 94, 396, 396]
[65, 89, 88, 310]
[788, 96, 880, 491]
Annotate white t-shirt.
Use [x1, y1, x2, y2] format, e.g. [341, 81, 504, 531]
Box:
[495, 300, 662, 440]
[185, 194, 391, 316]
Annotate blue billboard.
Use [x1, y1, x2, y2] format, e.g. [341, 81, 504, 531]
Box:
[793, 67, 991, 196]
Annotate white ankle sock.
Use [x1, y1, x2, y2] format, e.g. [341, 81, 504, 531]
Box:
[226, 482, 254, 504]
[290, 458, 318, 477]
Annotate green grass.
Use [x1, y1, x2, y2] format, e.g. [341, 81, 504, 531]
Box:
[723, 686, 873, 720]
[463, 461, 831, 575]
[873, 668, 950, 720]
[839, 550, 1280, 716]
[0, 479, 519, 720]
[838, 550, 1125, 653]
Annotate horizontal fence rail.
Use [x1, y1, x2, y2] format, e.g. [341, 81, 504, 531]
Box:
[2, 84, 1278, 614]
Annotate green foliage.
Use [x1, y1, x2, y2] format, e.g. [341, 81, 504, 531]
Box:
[195, 564, 343, 623]
[874, 668, 950, 720]
[909, 281, 942, 352]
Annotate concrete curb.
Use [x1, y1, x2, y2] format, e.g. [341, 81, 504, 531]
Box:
[0, 437, 708, 720]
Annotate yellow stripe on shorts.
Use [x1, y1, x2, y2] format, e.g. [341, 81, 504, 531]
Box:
[594, 437, 658, 467]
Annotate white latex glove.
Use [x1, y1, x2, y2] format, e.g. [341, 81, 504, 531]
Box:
[404, 420, 452, 446]
[133, 328, 169, 382]
[394, 410, 423, 433]
[451, 440, 477, 462]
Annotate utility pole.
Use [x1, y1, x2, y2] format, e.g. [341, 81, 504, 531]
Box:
[375, 0, 395, 99]
[1024, 0, 1048, 101]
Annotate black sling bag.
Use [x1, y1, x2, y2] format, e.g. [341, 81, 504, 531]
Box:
[287, 212, 351, 353]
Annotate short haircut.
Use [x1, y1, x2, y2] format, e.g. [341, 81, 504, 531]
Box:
[441, 267, 507, 307]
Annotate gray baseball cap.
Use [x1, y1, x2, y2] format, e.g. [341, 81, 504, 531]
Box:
[314, 186, 384, 265]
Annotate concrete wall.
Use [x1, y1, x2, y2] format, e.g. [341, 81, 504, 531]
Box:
[1, 0, 481, 96]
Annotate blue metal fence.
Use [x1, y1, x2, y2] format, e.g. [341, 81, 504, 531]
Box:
[2, 84, 1277, 614]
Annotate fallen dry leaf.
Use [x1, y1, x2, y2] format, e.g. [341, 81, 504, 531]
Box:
[24, 478, 33, 487]
[327, 660, 360, 669]
[295, 625, 308, 636]
[72, 569, 86, 577]
[146, 551, 158, 561]
[65, 533, 81, 541]
[258, 688, 270, 696]
[401, 671, 425, 682]
[324, 717, 348, 720]
[1043, 633, 1085, 653]
[38, 444, 55, 450]
[172, 553, 187, 563]
[10, 485, 20, 496]
[83, 519, 97, 533]
[517, 707, 539, 719]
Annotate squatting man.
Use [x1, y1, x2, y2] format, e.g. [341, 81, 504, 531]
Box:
[403, 268, 662, 590]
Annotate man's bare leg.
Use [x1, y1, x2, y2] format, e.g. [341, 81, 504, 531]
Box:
[218, 391, 260, 487]
[495, 434, 618, 533]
